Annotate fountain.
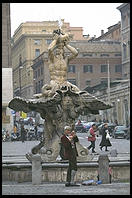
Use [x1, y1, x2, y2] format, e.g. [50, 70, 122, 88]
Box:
[8, 28, 112, 162]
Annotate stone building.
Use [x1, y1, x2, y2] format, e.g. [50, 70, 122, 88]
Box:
[117, 3, 130, 79]
[2, 3, 13, 132]
[2, 3, 11, 68]
[83, 3, 130, 126]
[11, 20, 88, 99]
[84, 79, 130, 126]
[95, 21, 121, 42]
[67, 40, 122, 90]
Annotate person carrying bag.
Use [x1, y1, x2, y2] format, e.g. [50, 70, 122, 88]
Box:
[99, 123, 112, 151]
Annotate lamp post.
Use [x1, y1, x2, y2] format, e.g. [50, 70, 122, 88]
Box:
[19, 55, 23, 97]
[107, 60, 111, 122]
[107, 60, 110, 104]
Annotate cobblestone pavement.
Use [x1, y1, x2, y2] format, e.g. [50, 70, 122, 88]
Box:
[2, 182, 130, 195]
[2, 135, 130, 157]
[2, 135, 130, 195]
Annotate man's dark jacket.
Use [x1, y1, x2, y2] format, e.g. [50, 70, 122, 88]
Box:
[61, 134, 79, 160]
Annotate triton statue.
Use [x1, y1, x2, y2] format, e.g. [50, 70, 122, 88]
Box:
[8, 29, 112, 162]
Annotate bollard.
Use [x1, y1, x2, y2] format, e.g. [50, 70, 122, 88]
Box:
[98, 154, 110, 184]
[110, 149, 117, 157]
[32, 154, 42, 185]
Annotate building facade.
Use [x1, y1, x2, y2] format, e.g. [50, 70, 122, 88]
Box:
[83, 3, 130, 126]
[2, 3, 13, 132]
[84, 79, 130, 126]
[95, 21, 121, 42]
[117, 3, 130, 79]
[67, 40, 122, 90]
[2, 3, 12, 68]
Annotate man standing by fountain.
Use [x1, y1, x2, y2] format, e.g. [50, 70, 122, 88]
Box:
[61, 126, 80, 187]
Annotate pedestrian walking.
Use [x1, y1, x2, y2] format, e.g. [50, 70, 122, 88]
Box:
[99, 123, 112, 151]
[21, 124, 26, 143]
[87, 123, 97, 153]
[61, 126, 80, 187]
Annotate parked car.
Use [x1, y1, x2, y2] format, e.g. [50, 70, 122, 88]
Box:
[112, 125, 128, 139]
[27, 131, 36, 141]
[23, 117, 35, 125]
[75, 123, 86, 133]
[11, 132, 21, 141]
[37, 124, 44, 141]
[83, 122, 95, 131]
[75, 121, 86, 133]
[126, 126, 130, 140]
[98, 123, 116, 135]
[75, 121, 96, 133]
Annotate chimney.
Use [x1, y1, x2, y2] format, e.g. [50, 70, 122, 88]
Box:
[101, 30, 104, 35]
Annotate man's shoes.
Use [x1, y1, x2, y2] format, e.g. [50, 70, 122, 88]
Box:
[92, 150, 96, 153]
[65, 182, 71, 187]
[105, 150, 109, 152]
[100, 147, 102, 151]
[65, 182, 80, 187]
[70, 183, 80, 187]
[69, 182, 80, 187]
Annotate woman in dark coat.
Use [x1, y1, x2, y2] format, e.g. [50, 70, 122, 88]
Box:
[99, 123, 112, 151]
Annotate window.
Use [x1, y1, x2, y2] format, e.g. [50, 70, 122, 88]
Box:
[38, 68, 40, 77]
[115, 64, 122, 73]
[115, 53, 121, 56]
[86, 80, 91, 86]
[68, 79, 76, 85]
[128, 41, 130, 58]
[122, 14, 126, 29]
[35, 82, 38, 94]
[46, 39, 52, 45]
[123, 44, 127, 59]
[68, 65, 75, 73]
[41, 67, 43, 75]
[38, 81, 41, 93]
[100, 54, 109, 57]
[34, 39, 41, 45]
[116, 78, 122, 80]
[101, 64, 107, 72]
[40, 79, 43, 88]
[100, 78, 108, 84]
[42, 29, 46, 32]
[35, 71, 37, 79]
[83, 65, 93, 73]
[35, 49, 40, 57]
[83, 53, 92, 57]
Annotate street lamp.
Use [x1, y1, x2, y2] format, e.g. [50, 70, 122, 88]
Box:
[107, 60, 110, 104]
[19, 55, 23, 97]
[107, 60, 111, 122]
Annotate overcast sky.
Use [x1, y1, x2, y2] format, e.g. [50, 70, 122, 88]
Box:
[10, 3, 122, 38]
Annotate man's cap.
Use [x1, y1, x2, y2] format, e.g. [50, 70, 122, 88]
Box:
[64, 126, 71, 131]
